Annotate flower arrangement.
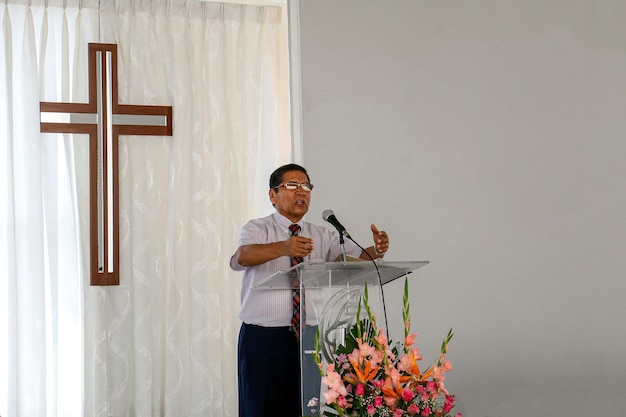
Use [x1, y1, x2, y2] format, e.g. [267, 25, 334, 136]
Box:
[311, 279, 461, 417]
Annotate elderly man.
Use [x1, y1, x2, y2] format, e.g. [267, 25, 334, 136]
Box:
[230, 163, 389, 417]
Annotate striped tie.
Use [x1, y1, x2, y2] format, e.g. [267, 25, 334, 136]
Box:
[289, 224, 304, 341]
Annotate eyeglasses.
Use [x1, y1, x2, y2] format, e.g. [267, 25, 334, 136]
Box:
[273, 182, 314, 192]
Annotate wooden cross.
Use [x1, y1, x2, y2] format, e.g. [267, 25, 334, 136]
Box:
[40, 43, 173, 286]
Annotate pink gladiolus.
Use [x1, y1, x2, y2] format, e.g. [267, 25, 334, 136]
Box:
[347, 339, 384, 376]
[356, 339, 377, 358]
[375, 329, 396, 361]
[433, 360, 453, 382]
[322, 389, 339, 405]
[373, 349, 385, 366]
[401, 388, 415, 401]
[433, 365, 451, 396]
[322, 366, 345, 393]
[407, 403, 420, 415]
[375, 330, 388, 346]
[411, 348, 423, 361]
[432, 367, 444, 382]
[321, 364, 348, 404]
[405, 333, 417, 348]
[441, 361, 453, 372]
[398, 354, 411, 372]
[438, 381, 449, 396]
[399, 350, 423, 374]
[337, 396, 348, 408]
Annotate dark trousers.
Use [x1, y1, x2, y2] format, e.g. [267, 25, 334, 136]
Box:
[238, 323, 301, 417]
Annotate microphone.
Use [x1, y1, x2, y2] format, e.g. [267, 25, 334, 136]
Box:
[322, 209, 351, 238]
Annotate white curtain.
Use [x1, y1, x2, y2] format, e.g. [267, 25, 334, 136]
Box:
[0, 1, 291, 416]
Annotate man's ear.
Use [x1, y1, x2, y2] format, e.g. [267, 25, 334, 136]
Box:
[269, 188, 276, 206]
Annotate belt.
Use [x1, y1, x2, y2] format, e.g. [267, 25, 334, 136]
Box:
[243, 322, 294, 331]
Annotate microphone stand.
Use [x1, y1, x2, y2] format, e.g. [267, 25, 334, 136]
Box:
[339, 234, 347, 262]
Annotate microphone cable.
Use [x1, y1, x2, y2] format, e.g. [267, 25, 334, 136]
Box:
[345, 237, 389, 338]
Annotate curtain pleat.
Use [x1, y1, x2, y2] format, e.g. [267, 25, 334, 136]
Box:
[1, 1, 290, 416]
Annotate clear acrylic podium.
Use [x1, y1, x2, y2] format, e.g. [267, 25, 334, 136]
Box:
[253, 260, 428, 416]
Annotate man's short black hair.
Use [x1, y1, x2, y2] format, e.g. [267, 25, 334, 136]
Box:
[269, 163, 310, 189]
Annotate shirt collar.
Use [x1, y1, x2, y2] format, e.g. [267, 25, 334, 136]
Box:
[272, 210, 304, 230]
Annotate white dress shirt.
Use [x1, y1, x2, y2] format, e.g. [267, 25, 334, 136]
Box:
[230, 211, 362, 326]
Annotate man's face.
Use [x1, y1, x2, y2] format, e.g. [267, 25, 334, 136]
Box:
[269, 170, 311, 222]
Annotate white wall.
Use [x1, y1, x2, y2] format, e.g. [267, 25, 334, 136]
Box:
[293, 1, 626, 416]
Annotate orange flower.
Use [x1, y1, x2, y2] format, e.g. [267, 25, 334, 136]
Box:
[345, 349, 380, 384]
[381, 367, 403, 407]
